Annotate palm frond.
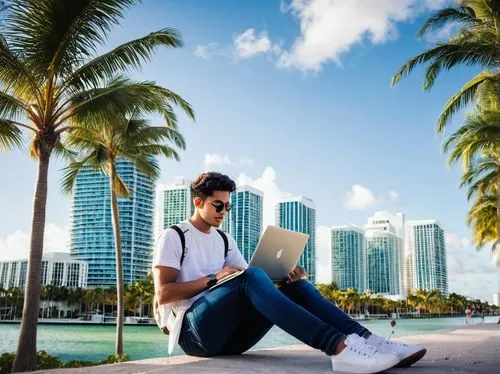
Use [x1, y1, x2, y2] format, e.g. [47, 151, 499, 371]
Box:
[418, 6, 480, 37]
[52, 139, 78, 162]
[63, 77, 195, 127]
[127, 156, 160, 180]
[61, 28, 183, 92]
[437, 71, 495, 132]
[7, 0, 137, 77]
[0, 35, 42, 100]
[463, 169, 497, 200]
[60, 158, 88, 195]
[392, 42, 496, 89]
[466, 193, 497, 249]
[0, 119, 23, 150]
[128, 144, 180, 161]
[125, 126, 185, 150]
[113, 173, 130, 197]
[0, 90, 28, 120]
[423, 60, 443, 91]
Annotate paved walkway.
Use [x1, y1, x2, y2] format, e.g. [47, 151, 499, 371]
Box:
[32, 323, 500, 374]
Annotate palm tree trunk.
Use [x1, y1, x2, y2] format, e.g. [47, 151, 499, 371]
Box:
[12, 155, 50, 372]
[110, 164, 124, 356]
[496, 171, 500, 254]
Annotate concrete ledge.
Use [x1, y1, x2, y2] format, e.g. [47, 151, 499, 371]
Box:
[31, 323, 500, 374]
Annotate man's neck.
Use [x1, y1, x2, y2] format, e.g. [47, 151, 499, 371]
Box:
[189, 214, 212, 234]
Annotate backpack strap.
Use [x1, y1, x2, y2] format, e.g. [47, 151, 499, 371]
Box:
[216, 229, 229, 258]
[169, 225, 188, 266]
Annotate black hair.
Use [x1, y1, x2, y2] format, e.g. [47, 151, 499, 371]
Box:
[191, 172, 236, 198]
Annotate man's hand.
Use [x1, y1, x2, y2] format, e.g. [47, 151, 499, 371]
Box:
[285, 266, 308, 284]
[216, 265, 244, 281]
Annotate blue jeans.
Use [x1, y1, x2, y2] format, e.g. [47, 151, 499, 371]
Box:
[178, 267, 368, 357]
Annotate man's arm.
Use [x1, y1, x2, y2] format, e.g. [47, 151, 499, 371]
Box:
[154, 265, 243, 305]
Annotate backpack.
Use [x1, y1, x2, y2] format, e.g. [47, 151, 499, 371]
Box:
[153, 224, 229, 335]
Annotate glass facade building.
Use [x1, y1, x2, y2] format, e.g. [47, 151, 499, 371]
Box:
[406, 220, 448, 295]
[222, 185, 263, 263]
[69, 158, 155, 287]
[366, 233, 401, 295]
[156, 179, 193, 234]
[331, 226, 366, 292]
[277, 197, 316, 283]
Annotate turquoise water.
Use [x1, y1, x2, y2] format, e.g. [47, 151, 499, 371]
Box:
[0, 317, 497, 362]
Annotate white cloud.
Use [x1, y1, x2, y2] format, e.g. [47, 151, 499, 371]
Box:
[0, 223, 69, 261]
[424, 21, 458, 43]
[234, 29, 280, 59]
[236, 166, 291, 227]
[202, 153, 234, 171]
[277, 0, 451, 71]
[239, 156, 255, 166]
[444, 231, 498, 300]
[193, 42, 224, 59]
[445, 232, 472, 250]
[344, 184, 400, 210]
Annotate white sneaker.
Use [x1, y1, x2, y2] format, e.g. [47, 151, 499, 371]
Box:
[331, 334, 399, 373]
[365, 334, 427, 367]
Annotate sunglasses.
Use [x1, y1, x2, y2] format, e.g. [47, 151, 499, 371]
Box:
[207, 200, 233, 213]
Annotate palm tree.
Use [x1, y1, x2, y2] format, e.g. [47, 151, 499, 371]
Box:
[0, 2, 194, 371]
[360, 289, 372, 315]
[407, 291, 425, 315]
[133, 277, 153, 317]
[443, 104, 500, 251]
[392, 0, 500, 133]
[448, 292, 466, 316]
[339, 288, 360, 315]
[61, 113, 185, 356]
[67, 288, 84, 319]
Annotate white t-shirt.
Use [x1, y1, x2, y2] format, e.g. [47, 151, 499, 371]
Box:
[152, 220, 247, 353]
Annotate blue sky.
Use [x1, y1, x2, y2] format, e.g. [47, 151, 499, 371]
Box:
[0, 0, 498, 302]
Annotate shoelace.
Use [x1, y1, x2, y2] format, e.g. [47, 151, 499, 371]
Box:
[345, 335, 377, 358]
[374, 336, 408, 349]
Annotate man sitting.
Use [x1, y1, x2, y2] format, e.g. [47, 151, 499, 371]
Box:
[153, 172, 426, 374]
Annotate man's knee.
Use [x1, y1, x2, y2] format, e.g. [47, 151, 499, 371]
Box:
[244, 267, 269, 281]
[288, 278, 314, 291]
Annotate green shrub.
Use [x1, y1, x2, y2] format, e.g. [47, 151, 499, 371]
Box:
[0, 351, 129, 373]
[36, 351, 63, 370]
[105, 354, 129, 364]
[0, 353, 15, 374]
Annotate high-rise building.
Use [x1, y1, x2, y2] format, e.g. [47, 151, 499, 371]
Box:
[0, 253, 87, 289]
[493, 293, 500, 307]
[156, 178, 193, 235]
[365, 213, 404, 297]
[69, 158, 155, 287]
[406, 220, 448, 295]
[277, 196, 316, 283]
[330, 225, 366, 292]
[222, 185, 263, 262]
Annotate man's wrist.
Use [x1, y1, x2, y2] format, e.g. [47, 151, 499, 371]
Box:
[206, 273, 217, 289]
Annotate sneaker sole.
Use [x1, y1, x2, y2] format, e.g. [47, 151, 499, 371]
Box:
[332, 359, 400, 374]
[396, 348, 427, 368]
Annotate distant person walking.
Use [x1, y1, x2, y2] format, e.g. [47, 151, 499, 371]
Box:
[465, 307, 473, 325]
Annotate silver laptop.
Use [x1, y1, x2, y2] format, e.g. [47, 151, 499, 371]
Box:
[248, 225, 309, 281]
[209, 225, 309, 290]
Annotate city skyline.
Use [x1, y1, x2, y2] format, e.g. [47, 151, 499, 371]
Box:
[0, 0, 498, 302]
